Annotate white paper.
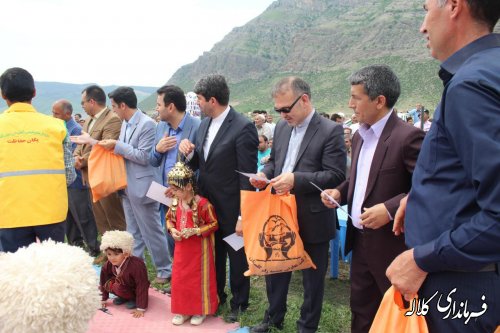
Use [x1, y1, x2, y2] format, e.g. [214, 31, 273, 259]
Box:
[309, 181, 354, 220]
[146, 181, 173, 207]
[235, 170, 270, 183]
[223, 232, 244, 251]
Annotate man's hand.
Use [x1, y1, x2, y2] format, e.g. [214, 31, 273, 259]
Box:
[360, 203, 391, 229]
[249, 172, 268, 189]
[155, 135, 177, 153]
[178, 139, 195, 156]
[170, 228, 182, 241]
[70, 131, 97, 145]
[235, 217, 243, 237]
[321, 189, 341, 209]
[393, 195, 408, 236]
[98, 139, 117, 150]
[131, 309, 145, 318]
[386, 249, 428, 301]
[74, 156, 83, 170]
[271, 172, 294, 195]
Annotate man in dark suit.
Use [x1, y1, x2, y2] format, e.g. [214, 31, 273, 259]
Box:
[250, 77, 346, 333]
[322, 65, 424, 333]
[179, 74, 258, 322]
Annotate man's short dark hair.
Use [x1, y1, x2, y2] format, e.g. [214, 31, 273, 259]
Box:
[272, 76, 311, 99]
[74, 113, 82, 118]
[252, 110, 267, 115]
[82, 85, 106, 105]
[259, 134, 269, 143]
[156, 85, 186, 112]
[60, 100, 73, 115]
[108, 86, 137, 109]
[331, 113, 342, 121]
[194, 74, 230, 106]
[438, 0, 500, 31]
[348, 65, 401, 109]
[0, 67, 35, 103]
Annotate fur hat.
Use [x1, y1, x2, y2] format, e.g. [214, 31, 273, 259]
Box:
[0, 240, 100, 333]
[100, 230, 134, 253]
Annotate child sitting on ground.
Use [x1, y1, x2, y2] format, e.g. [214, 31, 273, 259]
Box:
[99, 230, 150, 318]
[166, 162, 219, 326]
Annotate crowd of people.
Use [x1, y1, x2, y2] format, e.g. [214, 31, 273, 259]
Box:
[0, 1, 498, 332]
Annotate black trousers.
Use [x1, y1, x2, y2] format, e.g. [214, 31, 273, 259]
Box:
[264, 241, 329, 333]
[0, 221, 65, 252]
[66, 187, 99, 253]
[214, 224, 250, 311]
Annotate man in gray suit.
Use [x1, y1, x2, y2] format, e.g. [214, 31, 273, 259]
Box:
[100, 86, 170, 284]
[250, 77, 346, 333]
[149, 85, 200, 282]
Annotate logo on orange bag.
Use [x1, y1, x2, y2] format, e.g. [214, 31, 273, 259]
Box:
[249, 215, 306, 273]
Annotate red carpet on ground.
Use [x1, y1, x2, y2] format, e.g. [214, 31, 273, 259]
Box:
[87, 288, 240, 333]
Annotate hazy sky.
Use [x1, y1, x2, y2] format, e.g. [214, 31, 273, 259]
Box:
[1, 0, 275, 87]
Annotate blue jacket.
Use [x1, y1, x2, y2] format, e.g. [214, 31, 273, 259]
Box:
[149, 113, 200, 185]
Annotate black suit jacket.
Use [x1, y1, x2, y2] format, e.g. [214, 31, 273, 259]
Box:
[338, 111, 424, 255]
[191, 107, 258, 227]
[262, 112, 346, 244]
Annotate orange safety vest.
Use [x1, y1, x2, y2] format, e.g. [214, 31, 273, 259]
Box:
[0, 103, 68, 228]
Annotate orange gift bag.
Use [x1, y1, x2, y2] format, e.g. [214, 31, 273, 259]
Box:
[369, 286, 429, 333]
[87, 144, 127, 202]
[240, 187, 315, 276]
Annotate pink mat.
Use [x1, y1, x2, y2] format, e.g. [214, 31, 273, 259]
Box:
[87, 288, 240, 333]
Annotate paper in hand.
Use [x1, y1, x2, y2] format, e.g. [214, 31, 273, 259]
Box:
[309, 181, 354, 220]
[223, 232, 244, 251]
[146, 181, 173, 207]
[235, 170, 270, 183]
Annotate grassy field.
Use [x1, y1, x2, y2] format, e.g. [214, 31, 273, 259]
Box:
[146, 253, 352, 333]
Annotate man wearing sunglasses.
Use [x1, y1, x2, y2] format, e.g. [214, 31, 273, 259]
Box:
[250, 77, 346, 333]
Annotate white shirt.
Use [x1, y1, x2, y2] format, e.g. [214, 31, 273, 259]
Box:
[414, 120, 431, 132]
[88, 107, 107, 132]
[282, 110, 315, 173]
[203, 106, 230, 161]
[351, 110, 392, 229]
[350, 122, 360, 134]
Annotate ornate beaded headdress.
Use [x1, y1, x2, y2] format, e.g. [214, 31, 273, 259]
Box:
[167, 161, 195, 189]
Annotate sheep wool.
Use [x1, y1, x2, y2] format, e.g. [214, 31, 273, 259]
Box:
[0, 240, 100, 333]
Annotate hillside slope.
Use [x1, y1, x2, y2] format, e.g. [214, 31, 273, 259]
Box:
[140, 0, 451, 114]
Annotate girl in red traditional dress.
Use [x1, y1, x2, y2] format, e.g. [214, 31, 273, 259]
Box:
[166, 162, 218, 326]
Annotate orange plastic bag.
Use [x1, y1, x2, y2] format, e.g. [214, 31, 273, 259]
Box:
[369, 286, 429, 333]
[87, 144, 127, 202]
[240, 187, 316, 276]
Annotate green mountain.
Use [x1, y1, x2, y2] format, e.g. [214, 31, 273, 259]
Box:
[0, 82, 156, 115]
[139, 0, 448, 114]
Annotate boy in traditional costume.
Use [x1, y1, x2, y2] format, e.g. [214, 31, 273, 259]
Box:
[99, 230, 150, 318]
[167, 162, 219, 325]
